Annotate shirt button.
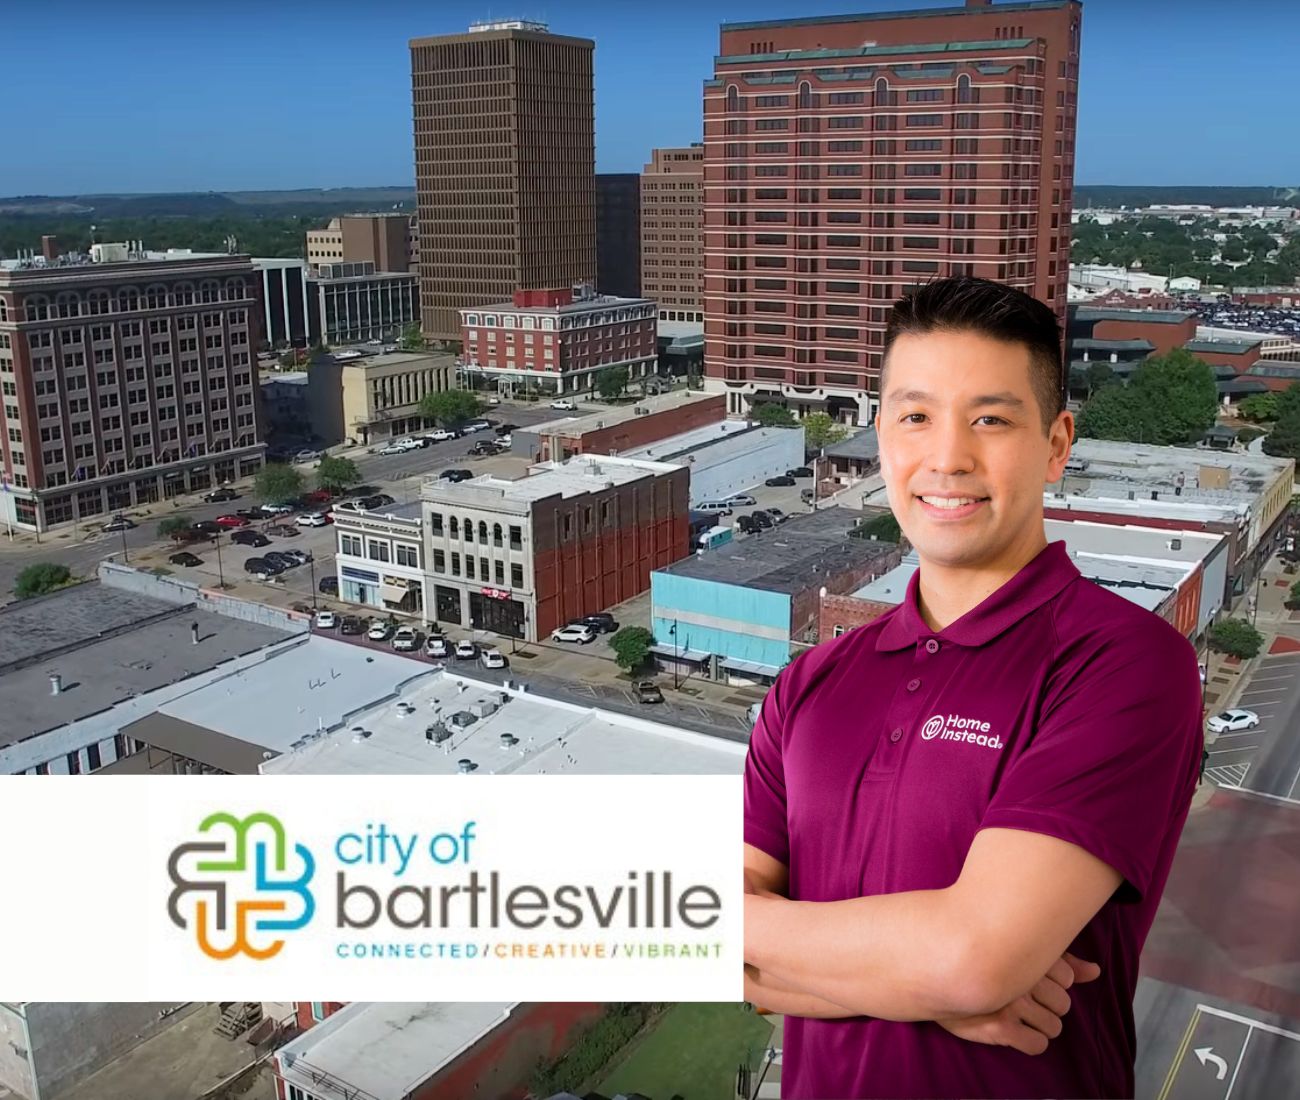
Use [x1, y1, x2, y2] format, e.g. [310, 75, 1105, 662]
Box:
[925, 639, 940, 654]
[907, 678, 921, 692]
[889, 727, 903, 742]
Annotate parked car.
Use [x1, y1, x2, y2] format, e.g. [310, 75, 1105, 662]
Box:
[634, 681, 664, 704]
[765, 475, 796, 487]
[750, 510, 774, 530]
[260, 502, 295, 515]
[360, 493, 396, 509]
[551, 623, 596, 645]
[318, 575, 339, 595]
[283, 548, 312, 565]
[800, 488, 816, 504]
[378, 441, 409, 455]
[294, 449, 324, 463]
[696, 500, 734, 516]
[263, 551, 297, 569]
[440, 469, 474, 483]
[333, 500, 361, 513]
[428, 429, 458, 442]
[367, 620, 393, 642]
[340, 615, 364, 635]
[394, 438, 422, 451]
[267, 524, 300, 537]
[297, 512, 331, 527]
[314, 610, 337, 629]
[455, 639, 479, 660]
[727, 494, 758, 507]
[787, 467, 814, 478]
[549, 399, 578, 411]
[392, 626, 419, 651]
[169, 551, 203, 567]
[235, 508, 263, 520]
[495, 423, 519, 436]
[231, 530, 271, 547]
[766, 507, 788, 524]
[479, 647, 507, 669]
[215, 514, 249, 528]
[735, 515, 759, 535]
[191, 520, 222, 536]
[1206, 708, 1260, 733]
[486, 395, 501, 406]
[496, 433, 513, 448]
[462, 419, 491, 434]
[203, 487, 239, 503]
[425, 635, 450, 658]
[468, 440, 501, 456]
[243, 556, 270, 574]
[571, 612, 619, 634]
[303, 489, 334, 505]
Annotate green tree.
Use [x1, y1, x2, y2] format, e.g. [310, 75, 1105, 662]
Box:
[1237, 392, 1280, 423]
[399, 323, 425, 351]
[13, 562, 73, 599]
[801, 412, 848, 450]
[854, 511, 902, 543]
[1236, 426, 1265, 445]
[1220, 238, 1247, 263]
[1076, 349, 1217, 445]
[752, 402, 797, 428]
[1208, 618, 1263, 659]
[1276, 381, 1300, 421]
[255, 463, 304, 504]
[1084, 361, 1115, 396]
[418, 389, 483, 430]
[158, 515, 195, 542]
[1289, 579, 1300, 607]
[596, 366, 630, 400]
[1263, 408, 1300, 459]
[315, 455, 362, 493]
[609, 626, 655, 673]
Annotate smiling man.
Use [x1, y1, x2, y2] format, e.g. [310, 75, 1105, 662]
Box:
[743, 278, 1204, 1099]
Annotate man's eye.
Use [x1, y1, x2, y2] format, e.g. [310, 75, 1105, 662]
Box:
[901, 413, 926, 424]
[976, 416, 1008, 426]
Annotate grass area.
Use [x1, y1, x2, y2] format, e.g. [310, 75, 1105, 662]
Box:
[596, 1004, 773, 1100]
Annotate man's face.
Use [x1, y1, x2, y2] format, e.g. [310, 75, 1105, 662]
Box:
[875, 329, 1072, 574]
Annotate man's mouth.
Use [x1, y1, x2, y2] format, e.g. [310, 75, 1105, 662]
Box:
[916, 495, 989, 510]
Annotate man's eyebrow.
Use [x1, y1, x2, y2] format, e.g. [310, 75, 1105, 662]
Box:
[885, 388, 1027, 409]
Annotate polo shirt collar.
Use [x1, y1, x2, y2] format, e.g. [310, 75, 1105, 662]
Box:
[876, 540, 1079, 652]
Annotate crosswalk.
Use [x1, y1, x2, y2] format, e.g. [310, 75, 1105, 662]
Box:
[1205, 761, 1251, 788]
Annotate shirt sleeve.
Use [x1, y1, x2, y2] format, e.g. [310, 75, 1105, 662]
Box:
[744, 667, 792, 867]
[979, 619, 1203, 903]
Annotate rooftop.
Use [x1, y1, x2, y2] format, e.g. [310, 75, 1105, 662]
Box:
[1074, 307, 1195, 325]
[717, 37, 1036, 65]
[623, 420, 770, 463]
[824, 427, 881, 462]
[334, 500, 423, 526]
[336, 350, 454, 373]
[658, 508, 896, 594]
[722, 0, 1071, 31]
[0, 582, 294, 747]
[1184, 337, 1264, 356]
[422, 454, 678, 511]
[473, 292, 653, 316]
[522, 391, 721, 438]
[277, 1002, 517, 1100]
[261, 670, 746, 776]
[1072, 337, 1156, 352]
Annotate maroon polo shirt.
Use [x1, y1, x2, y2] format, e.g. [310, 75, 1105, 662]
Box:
[745, 540, 1203, 1100]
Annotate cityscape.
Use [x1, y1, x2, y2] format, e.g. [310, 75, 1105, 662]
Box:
[2, 1, 1299, 1099]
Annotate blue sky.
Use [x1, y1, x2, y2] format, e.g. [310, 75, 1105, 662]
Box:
[4, 0, 1296, 194]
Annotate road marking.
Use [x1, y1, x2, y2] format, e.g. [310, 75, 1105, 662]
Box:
[1289, 764, 1300, 801]
[1206, 763, 1251, 786]
[1157, 1006, 1201, 1100]
[1223, 1027, 1250, 1100]
[1211, 731, 1265, 739]
[1196, 1002, 1300, 1039]
[1209, 745, 1258, 755]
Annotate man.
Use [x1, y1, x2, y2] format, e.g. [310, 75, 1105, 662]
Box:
[743, 278, 1202, 1099]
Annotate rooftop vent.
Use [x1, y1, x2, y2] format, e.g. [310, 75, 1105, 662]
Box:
[500, 733, 519, 749]
[457, 758, 478, 774]
[425, 723, 451, 744]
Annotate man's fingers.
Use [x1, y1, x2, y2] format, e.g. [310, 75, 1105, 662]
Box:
[1006, 1017, 1050, 1055]
[1030, 975, 1071, 1018]
[1045, 955, 1075, 991]
[1064, 952, 1102, 982]
[1016, 995, 1064, 1041]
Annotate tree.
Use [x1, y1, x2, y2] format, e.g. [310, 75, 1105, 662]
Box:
[854, 511, 901, 543]
[419, 389, 483, 429]
[1236, 426, 1265, 445]
[1208, 618, 1263, 660]
[752, 403, 797, 428]
[14, 562, 72, 599]
[158, 515, 196, 542]
[1262, 408, 1300, 459]
[609, 626, 655, 673]
[1237, 392, 1280, 423]
[316, 455, 362, 493]
[596, 366, 630, 400]
[1085, 362, 1115, 396]
[802, 412, 848, 450]
[255, 463, 304, 504]
[1076, 349, 1216, 445]
[399, 323, 425, 351]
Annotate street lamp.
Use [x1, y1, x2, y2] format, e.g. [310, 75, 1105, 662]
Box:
[309, 554, 318, 610]
[214, 532, 225, 590]
[119, 522, 130, 564]
[668, 620, 680, 690]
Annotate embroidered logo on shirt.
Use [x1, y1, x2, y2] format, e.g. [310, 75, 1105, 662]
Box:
[920, 713, 1004, 750]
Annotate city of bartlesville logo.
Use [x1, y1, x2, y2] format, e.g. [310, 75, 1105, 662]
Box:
[167, 812, 316, 961]
[920, 713, 1004, 749]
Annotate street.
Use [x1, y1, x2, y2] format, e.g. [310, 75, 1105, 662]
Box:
[1204, 649, 1300, 798]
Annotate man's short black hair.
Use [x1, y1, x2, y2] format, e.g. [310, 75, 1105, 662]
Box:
[882, 277, 1065, 433]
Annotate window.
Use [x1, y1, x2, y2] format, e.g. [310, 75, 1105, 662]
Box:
[827, 188, 862, 200]
[903, 188, 941, 200]
[466, 557, 475, 579]
[828, 116, 864, 129]
[906, 88, 944, 103]
[340, 534, 362, 556]
[829, 91, 864, 105]
[755, 118, 789, 130]
[451, 552, 461, 576]
[905, 139, 942, 151]
[433, 549, 446, 572]
[310, 1003, 326, 1023]
[431, 512, 443, 535]
[906, 114, 942, 127]
[905, 164, 942, 176]
[509, 525, 522, 549]
[903, 236, 940, 249]
[511, 563, 523, 588]
[396, 544, 419, 568]
[833, 625, 847, 638]
[366, 539, 390, 563]
[756, 95, 789, 107]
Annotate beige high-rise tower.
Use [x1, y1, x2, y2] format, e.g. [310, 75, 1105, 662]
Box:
[410, 20, 597, 342]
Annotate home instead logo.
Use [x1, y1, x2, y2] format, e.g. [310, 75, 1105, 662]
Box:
[920, 713, 1005, 750]
[167, 812, 317, 961]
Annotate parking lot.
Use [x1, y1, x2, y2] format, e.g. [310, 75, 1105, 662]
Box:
[1204, 651, 1300, 798]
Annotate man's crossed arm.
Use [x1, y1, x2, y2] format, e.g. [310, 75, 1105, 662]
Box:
[744, 827, 1120, 1049]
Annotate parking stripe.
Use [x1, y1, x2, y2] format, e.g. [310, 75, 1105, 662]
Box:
[1157, 1006, 1200, 1100]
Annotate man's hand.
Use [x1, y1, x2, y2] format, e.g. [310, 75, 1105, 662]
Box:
[935, 952, 1101, 1055]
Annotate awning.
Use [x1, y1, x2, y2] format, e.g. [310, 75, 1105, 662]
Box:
[648, 643, 712, 663]
[380, 582, 413, 603]
[719, 656, 783, 677]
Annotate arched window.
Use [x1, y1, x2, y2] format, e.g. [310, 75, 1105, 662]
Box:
[173, 282, 195, 306]
[55, 292, 81, 318]
[478, 521, 488, 542]
[799, 81, 814, 110]
[116, 286, 140, 312]
[145, 284, 169, 309]
[957, 75, 975, 104]
[25, 294, 50, 321]
[875, 78, 893, 107]
[492, 523, 503, 546]
[225, 277, 246, 301]
[199, 280, 220, 303]
[449, 516, 459, 537]
[463, 517, 474, 542]
[727, 84, 741, 113]
[87, 289, 110, 315]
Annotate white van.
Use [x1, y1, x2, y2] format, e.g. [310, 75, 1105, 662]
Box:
[696, 500, 734, 516]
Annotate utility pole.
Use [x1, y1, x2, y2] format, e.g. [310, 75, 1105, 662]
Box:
[214, 532, 225, 590]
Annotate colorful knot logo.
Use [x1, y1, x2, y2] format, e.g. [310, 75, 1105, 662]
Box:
[168, 812, 315, 960]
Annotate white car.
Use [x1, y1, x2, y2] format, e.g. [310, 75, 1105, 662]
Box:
[497, 433, 512, 447]
[378, 442, 408, 455]
[367, 620, 392, 642]
[428, 429, 457, 442]
[260, 502, 294, 514]
[455, 639, 478, 659]
[395, 438, 421, 451]
[480, 647, 506, 669]
[462, 419, 490, 433]
[392, 626, 419, 652]
[425, 635, 450, 658]
[1206, 708, 1260, 733]
[550, 399, 578, 411]
[314, 610, 337, 629]
[486, 396, 501, 406]
[296, 512, 330, 527]
[550, 623, 596, 645]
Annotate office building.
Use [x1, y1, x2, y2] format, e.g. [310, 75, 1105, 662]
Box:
[309, 261, 419, 346]
[306, 212, 418, 273]
[703, 0, 1082, 423]
[333, 500, 426, 612]
[642, 144, 705, 323]
[410, 20, 597, 340]
[256, 257, 311, 348]
[0, 249, 266, 532]
[596, 173, 642, 298]
[307, 349, 454, 445]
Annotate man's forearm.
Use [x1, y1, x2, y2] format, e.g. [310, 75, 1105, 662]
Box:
[745, 889, 988, 1022]
[744, 964, 861, 1019]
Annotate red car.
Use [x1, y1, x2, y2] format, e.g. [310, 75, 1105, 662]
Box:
[303, 488, 334, 504]
[215, 514, 250, 528]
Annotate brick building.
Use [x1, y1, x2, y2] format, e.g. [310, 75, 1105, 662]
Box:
[459, 285, 657, 396]
[0, 250, 265, 532]
[703, 0, 1082, 424]
[306, 213, 417, 274]
[421, 453, 689, 640]
[1182, 336, 1264, 375]
[641, 144, 705, 323]
[514, 391, 726, 461]
[410, 21, 597, 341]
[1071, 307, 1197, 357]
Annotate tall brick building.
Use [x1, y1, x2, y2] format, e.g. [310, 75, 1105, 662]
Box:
[410, 20, 597, 341]
[641, 144, 706, 323]
[703, 0, 1082, 424]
